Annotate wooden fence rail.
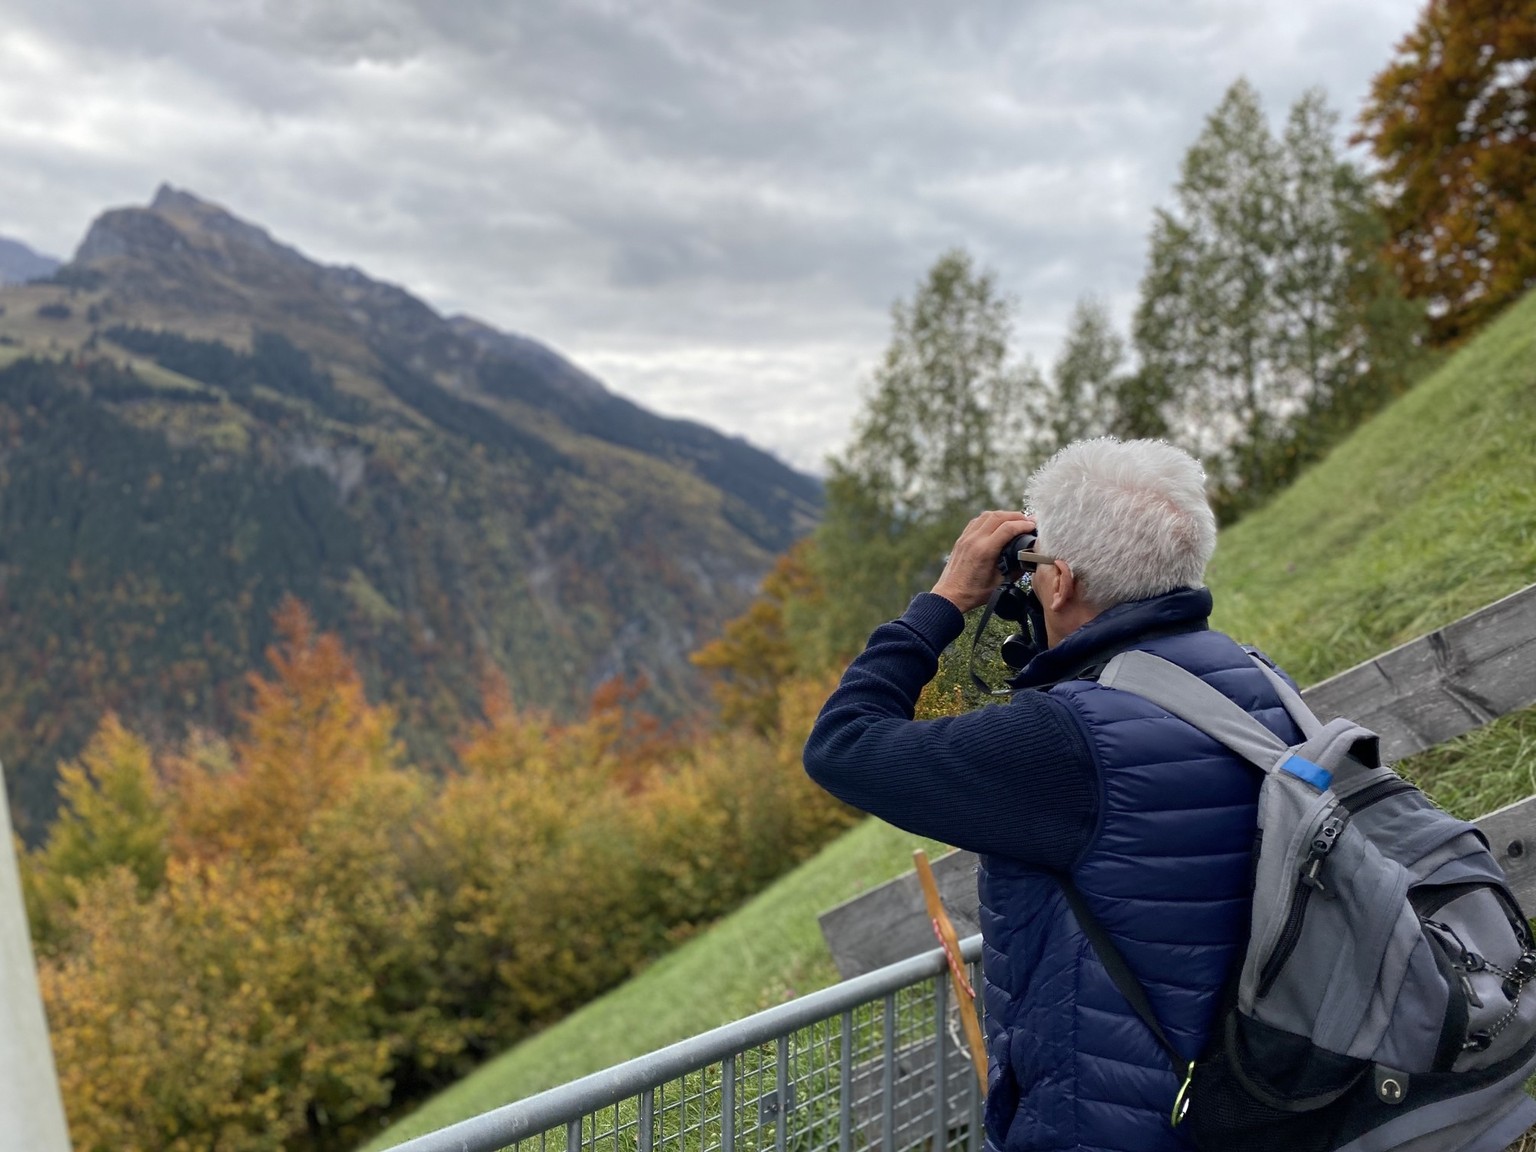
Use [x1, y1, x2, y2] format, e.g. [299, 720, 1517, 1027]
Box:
[821, 581, 1536, 977]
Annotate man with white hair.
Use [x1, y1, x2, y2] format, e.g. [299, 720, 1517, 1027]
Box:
[804, 437, 1304, 1152]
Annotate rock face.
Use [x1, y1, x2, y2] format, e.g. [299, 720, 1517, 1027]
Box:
[0, 186, 821, 835]
[0, 236, 60, 285]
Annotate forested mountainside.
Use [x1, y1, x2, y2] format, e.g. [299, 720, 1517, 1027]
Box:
[0, 186, 820, 835]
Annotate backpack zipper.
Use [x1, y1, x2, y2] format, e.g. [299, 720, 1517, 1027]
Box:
[1258, 810, 1350, 997]
[1258, 882, 1314, 997]
[1339, 776, 1417, 814]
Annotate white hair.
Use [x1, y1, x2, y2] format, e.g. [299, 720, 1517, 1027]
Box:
[1025, 437, 1217, 608]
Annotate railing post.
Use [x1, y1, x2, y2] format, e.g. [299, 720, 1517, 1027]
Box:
[0, 765, 71, 1152]
[882, 992, 896, 1152]
[838, 1009, 852, 1152]
[721, 1054, 735, 1152]
[934, 971, 948, 1149]
[639, 1087, 655, 1152]
[775, 1034, 789, 1152]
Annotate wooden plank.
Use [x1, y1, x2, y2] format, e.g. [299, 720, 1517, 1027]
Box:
[915, 849, 987, 1092]
[818, 849, 979, 980]
[1475, 794, 1536, 911]
[1302, 582, 1536, 763]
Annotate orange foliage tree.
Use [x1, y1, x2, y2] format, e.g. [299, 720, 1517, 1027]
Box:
[690, 541, 823, 735]
[170, 597, 401, 862]
[1358, 0, 1536, 343]
[426, 652, 859, 1052]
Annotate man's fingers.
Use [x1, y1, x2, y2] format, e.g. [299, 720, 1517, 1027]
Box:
[960, 511, 1033, 551]
[931, 511, 1037, 612]
[984, 514, 1033, 545]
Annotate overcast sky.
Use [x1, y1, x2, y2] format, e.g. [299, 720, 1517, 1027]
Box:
[0, 0, 1420, 473]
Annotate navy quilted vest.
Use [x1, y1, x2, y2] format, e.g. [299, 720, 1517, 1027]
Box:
[979, 601, 1303, 1152]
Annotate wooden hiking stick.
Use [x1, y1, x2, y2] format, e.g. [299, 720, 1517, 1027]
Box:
[914, 849, 988, 1094]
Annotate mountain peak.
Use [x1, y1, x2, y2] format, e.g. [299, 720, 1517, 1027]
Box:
[150, 182, 207, 213]
[73, 185, 306, 274]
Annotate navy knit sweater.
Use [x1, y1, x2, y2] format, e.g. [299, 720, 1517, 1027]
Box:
[802, 588, 1215, 870]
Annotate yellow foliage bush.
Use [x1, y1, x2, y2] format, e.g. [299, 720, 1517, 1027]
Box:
[41, 863, 391, 1152]
[23, 713, 167, 950]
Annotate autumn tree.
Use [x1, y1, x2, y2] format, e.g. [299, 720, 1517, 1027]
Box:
[21, 714, 168, 947]
[43, 599, 460, 1149]
[1358, 0, 1536, 344]
[171, 596, 399, 863]
[425, 624, 863, 1047]
[28, 595, 865, 1150]
[39, 863, 395, 1152]
[690, 541, 822, 734]
[176, 597, 458, 1118]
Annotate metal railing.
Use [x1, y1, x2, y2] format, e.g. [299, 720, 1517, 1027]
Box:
[388, 935, 986, 1152]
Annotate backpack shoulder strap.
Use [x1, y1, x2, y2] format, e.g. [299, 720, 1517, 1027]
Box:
[1242, 648, 1384, 771]
[1241, 647, 1323, 738]
[1098, 649, 1293, 775]
[1057, 876, 1195, 1101]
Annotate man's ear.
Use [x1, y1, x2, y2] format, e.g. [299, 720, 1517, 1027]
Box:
[1046, 561, 1075, 613]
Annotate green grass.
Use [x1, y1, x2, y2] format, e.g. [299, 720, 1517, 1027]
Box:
[363, 289, 1536, 1149]
[361, 821, 949, 1149]
[1207, 289, 1536, 687]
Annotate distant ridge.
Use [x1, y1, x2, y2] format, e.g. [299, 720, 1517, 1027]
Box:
[0, 185, 821, 833]
[0, 235, 60, 285]
[64, 185, 819, 547]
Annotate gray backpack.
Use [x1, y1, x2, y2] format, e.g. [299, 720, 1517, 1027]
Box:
[1067, 649, 1536, 1152]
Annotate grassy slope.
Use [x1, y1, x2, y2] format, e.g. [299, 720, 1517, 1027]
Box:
[1208, 288, 1536, 819]
[364, 289, 1536, 1149]
[1208, 290, 1536, 686]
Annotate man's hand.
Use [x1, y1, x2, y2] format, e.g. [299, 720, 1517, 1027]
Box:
[931, 510, 1035, 614]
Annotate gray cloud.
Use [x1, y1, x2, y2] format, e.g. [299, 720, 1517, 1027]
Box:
[0, 0, 1422, 471]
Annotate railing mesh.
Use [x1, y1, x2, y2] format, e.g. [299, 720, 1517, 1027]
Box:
[391, 944, 985, 1152]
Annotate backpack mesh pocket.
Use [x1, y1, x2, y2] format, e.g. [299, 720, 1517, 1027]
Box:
[1188, 1013, 1366, 1152]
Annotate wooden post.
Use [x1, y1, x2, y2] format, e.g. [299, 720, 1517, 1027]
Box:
[914, 849, 987, 1095]
[0, 767, 71, 1152]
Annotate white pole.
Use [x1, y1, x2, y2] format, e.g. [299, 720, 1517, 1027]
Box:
[0, 766, 72, 1152]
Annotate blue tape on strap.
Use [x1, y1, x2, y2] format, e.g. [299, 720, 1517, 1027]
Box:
[1281, 754, 1332, 791]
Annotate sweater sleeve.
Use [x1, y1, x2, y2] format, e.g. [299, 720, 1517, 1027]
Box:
[803, 593, 1098, 870]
